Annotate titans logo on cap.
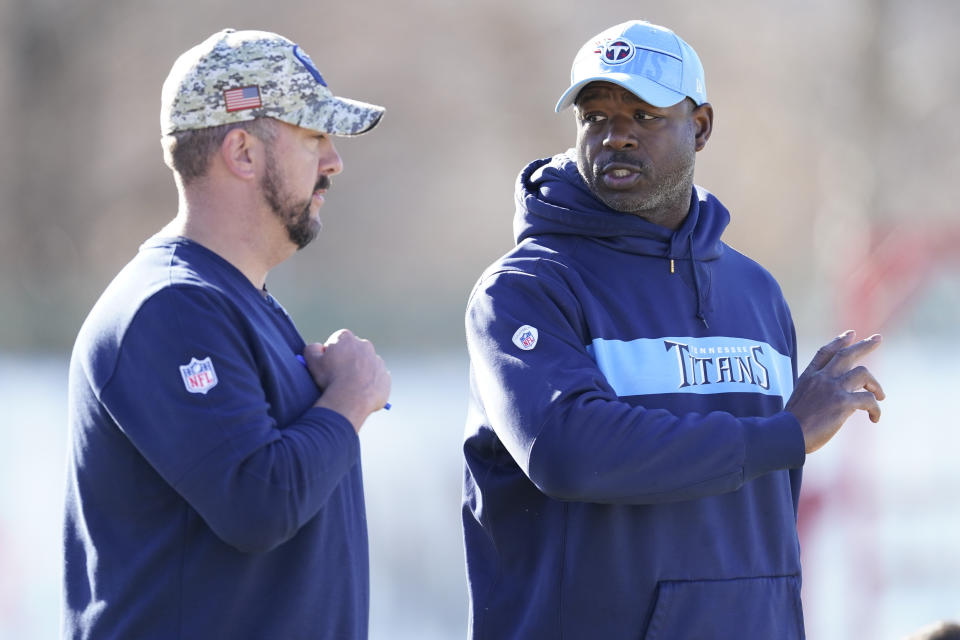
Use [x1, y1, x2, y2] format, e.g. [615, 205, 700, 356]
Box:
[601, 38, 635, 65]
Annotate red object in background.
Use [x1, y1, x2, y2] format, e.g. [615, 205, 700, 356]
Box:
[841, 223, 960, 331]
[798, 221, 960, 636]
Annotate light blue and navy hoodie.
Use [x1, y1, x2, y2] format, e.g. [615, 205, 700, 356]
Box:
[463, 151, 808, 639]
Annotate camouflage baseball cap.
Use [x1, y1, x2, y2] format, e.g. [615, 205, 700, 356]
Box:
[161, 29, 384, 136]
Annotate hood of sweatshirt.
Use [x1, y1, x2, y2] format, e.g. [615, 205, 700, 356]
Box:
[513, 150, 730, 326]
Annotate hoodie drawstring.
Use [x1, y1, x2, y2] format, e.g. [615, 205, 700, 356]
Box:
[688, 235, 709, 329]
[667, 236, 709, 328]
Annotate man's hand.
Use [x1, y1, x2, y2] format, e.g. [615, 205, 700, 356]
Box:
[303, 329, 391, 432]
[785, 330, 885, 454]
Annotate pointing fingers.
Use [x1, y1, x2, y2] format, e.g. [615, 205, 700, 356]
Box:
[789, 330, 887, 453]
[825, 334, 883, 376]
[806, 330, 857, 373]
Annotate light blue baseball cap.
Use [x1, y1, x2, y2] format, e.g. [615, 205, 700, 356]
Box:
[555, 20, 707, 111]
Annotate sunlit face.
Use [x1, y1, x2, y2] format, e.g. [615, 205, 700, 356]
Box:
[260, 123, 342, 250]
[574, 82, 705, 229]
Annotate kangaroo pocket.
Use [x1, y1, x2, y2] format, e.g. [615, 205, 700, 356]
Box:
[643, 575, 804, 640]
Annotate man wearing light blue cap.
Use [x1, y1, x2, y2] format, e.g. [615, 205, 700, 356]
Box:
[462, 20, 884, 638]
[554, 20, 707, 112]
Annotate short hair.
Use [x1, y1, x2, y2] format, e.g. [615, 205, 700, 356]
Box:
[161, 117, 277, 185]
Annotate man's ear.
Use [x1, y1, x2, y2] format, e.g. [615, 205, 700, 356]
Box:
[692, 102, 714, 152]
[220, 128, 260, 180]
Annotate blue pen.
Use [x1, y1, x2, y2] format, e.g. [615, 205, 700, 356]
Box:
[296, 354, 391, 410]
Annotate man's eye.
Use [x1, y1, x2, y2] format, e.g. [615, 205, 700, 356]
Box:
[635, 112, 658, 121]
[583, 113, 606, 124]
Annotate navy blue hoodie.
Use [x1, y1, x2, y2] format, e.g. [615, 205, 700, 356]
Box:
[463, 152, 808, 639]
[64, 237, 367, 639]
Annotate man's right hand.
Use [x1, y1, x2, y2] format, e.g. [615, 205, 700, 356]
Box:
[303, 329, 391, 432]
[784, 331, 885, 454]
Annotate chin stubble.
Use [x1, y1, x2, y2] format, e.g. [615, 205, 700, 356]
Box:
[261, 151, 326, 250]
[584, 154, 695, 225]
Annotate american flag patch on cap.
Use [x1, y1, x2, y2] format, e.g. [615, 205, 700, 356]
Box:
[224, 86, 262, 112]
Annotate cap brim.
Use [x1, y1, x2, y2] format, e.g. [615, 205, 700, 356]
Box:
[301, 95, 385, 136]
[554, 73, 686, 112]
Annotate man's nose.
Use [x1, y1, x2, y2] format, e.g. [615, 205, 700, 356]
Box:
[603, 116, 638, 150]
[320, 141, 343, 176]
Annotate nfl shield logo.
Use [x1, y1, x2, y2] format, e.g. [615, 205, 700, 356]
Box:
[179, 357, 219, 395]
[512, 325, 539, 351]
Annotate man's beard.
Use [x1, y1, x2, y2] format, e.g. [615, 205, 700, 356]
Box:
[261, 147, 327, 250]
[581, 149, 695, 225]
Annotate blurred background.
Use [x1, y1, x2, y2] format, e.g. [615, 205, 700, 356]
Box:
[1, 0, 958, 637]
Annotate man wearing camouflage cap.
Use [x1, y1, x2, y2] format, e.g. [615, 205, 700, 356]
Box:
[63, 29, 390, 639]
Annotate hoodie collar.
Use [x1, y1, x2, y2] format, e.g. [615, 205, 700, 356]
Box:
[513, 150, 728, 262]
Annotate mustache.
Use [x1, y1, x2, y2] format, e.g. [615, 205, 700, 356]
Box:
[596, 152, 646, 172]
[314, 175, 332, 192]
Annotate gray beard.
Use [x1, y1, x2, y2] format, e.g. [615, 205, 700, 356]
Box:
[588, 160, 694, 226]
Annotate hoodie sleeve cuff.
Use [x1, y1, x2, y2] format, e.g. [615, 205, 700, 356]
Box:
[741, 411, 806, 481]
